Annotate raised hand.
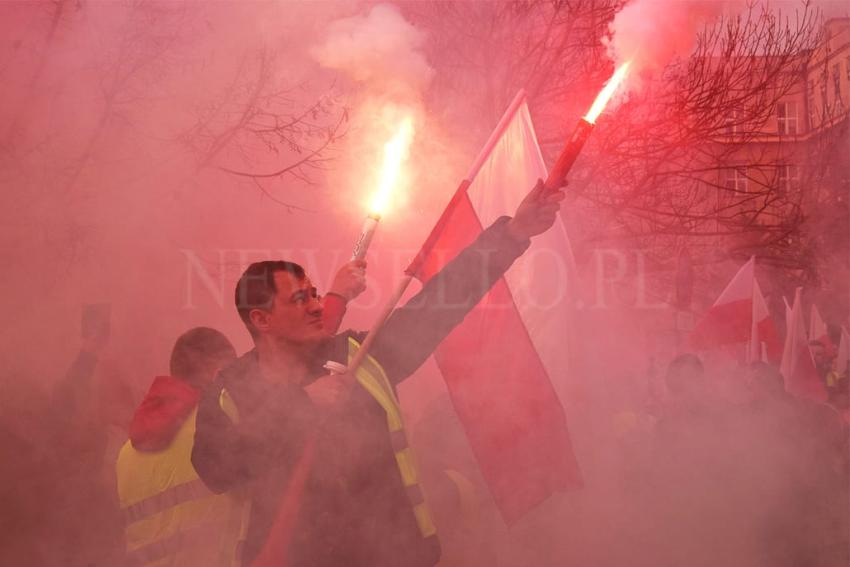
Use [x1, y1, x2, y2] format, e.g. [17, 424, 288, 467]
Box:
[506, 179, 566, 242]
[327, 260, 367, 301]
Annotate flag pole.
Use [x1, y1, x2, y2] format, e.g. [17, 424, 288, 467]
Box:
[406, 90, 528, 279]
[343, 90, 529, 375]
[345, 273, 414, 373]
[465, 89, 528, 181]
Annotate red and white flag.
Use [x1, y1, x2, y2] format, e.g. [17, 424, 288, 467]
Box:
[780, 288, 828, 402]
[810, 304, 828, 345]
[689, 257, 781, 362]
[406, 91, 581, 524]
[809, 304, 836, 357]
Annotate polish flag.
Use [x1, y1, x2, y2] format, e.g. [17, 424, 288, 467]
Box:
[689, 257, 781, 362]
[809, 304, 835, 356]
[780, 288, 828, 402]
[810, 305, 828, 344]
[406, 91, 582, 524]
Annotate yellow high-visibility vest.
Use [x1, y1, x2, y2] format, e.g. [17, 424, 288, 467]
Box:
[348, 338, 437, 539]
[116, 404, 249, 567]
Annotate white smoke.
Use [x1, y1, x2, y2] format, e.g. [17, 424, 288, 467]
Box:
[311, 3, 434, 96]
[605, 0, 730, 76]
[308, 3, 443, 230]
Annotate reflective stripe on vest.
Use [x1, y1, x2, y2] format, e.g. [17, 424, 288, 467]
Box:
[118, 402, 249, 567]
[347, 337, 437, 538]
[125, 521, 216, 567]
[218, 388, 253, 558]
[123, 478, 210, 525]
[219, 387, 241, 424]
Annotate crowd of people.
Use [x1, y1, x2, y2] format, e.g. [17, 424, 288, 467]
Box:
[619, 354, 849, 567]
[1, 179, 847, 566]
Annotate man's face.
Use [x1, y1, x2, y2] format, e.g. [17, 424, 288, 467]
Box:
[261, 271, 327, 346]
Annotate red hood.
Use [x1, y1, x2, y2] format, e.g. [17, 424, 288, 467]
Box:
[129, 376, 200, 451]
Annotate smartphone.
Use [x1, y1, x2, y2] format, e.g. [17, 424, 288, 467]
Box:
[82, 303, 111, 340]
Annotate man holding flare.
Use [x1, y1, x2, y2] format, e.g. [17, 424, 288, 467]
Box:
[191, 179, 565, 566]
[190, 59, 633, 567]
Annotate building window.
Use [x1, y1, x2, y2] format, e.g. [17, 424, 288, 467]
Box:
[724, 167, 749, 192]
[777, 101, 798, 135]
[777, 164, 799, 195]
[820, 69, 829, 107]
[724, 109, 740, 136]
[834, 63, 843, 105]
[808, 78, 817, 127]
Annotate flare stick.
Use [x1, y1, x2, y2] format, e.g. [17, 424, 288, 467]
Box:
[543, 61, 631, 191]
[351, 214, 380, 261]
[543, 119, 594, 191]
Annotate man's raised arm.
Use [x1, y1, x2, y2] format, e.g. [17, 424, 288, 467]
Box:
[191, 379, 254, 493]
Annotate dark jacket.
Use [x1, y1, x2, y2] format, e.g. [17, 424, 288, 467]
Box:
[191, 217, 528, 567]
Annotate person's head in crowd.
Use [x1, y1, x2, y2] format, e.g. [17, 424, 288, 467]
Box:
[234, 261, 328, 353]
[665, 353, 706, 406]
[170, 327, 236, 389]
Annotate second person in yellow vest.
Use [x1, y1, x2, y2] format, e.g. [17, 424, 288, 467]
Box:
[116, 327, 245, 567]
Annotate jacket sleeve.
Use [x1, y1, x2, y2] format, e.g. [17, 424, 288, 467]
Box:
[192, 376, 319, 494]
[369, 216, 530, 384]
[321, 293, 349, 335]
[191, 380, 254, 493]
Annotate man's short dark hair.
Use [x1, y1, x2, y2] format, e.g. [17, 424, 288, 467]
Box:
[234, 261, 306, 336]
[170, 327, 235, 383]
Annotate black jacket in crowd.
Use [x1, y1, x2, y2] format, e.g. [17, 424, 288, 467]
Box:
[191, 217, 529, 567]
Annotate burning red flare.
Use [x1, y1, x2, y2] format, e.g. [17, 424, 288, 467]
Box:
[543, 61, 632, 190]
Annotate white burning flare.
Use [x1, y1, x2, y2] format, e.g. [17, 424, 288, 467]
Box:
[311, 3, 431, 230]
[369, 116, 415, 216]
[351, 116, 416, 261]
[584, 61, 632, 123]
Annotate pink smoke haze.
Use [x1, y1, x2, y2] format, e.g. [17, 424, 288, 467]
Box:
[605, 0, 728, 78]
[0, 1, 847, 566]
[312, 3, 434, 96]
